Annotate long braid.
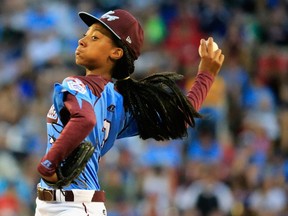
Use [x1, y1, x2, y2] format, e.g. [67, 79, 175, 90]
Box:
[113, 41, 201, 141]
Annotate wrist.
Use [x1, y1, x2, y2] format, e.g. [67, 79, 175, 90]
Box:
[41, 173, 58, 183]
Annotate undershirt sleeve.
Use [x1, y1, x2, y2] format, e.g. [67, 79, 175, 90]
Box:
[187, 71, 214, 111]
[37, 93, 96, 177]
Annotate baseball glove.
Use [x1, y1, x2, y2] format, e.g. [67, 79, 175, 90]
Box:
[44, 141, 95, 189]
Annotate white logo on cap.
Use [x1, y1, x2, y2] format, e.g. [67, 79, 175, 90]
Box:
[101, 11, 119, 21]
[126, 36, 132, 44]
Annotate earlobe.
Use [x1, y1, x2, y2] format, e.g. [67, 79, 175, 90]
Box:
[111, 48, 123, 60]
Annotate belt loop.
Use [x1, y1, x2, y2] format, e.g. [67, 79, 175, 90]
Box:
[65, 191, 74, 201]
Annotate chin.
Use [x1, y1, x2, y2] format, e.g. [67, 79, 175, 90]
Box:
[75, 60, 85, 68]
[75, 58, 83, 66]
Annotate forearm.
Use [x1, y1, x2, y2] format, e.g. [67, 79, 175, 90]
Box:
[187, 71, 214, 111]
[38, 96, 96, 177]
[188, 37, 224, 111]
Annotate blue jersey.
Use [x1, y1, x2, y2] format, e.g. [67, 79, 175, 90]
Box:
[40, 76, 138, 190]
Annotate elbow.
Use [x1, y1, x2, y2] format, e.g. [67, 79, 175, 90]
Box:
[84, 112, 96, 130]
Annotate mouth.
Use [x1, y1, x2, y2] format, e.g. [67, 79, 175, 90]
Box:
[75, 47, 83, 56]
[75, 50, 81, 56]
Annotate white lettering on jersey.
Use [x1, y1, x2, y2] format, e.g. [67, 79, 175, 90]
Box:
[101, 11, 119, 21]
[67, 78, 87, 94]
[101, 119, 111, 148]
[47, 104, 58, 120]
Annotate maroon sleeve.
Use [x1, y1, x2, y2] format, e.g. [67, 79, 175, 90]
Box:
[37, 93, 96, 177]
[187, 71, 214, 111]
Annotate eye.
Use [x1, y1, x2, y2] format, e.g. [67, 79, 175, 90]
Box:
[92, 36, 98, 40]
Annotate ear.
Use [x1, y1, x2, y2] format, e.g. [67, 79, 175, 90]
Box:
[110, 47, 123, 60]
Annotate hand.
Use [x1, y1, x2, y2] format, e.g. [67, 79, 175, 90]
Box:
[198, 37, 225, 77]
[41, 172, 58, 183]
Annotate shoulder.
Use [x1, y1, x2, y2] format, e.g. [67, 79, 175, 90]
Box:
[60, 75, 113, 97]
[63, 75, 112, 97]
[62, 76, 88, 95]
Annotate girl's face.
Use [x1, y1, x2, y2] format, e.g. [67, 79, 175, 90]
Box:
[75, 23, 122, 72]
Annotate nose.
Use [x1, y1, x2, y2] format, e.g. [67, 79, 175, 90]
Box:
[78, 37, 85, 47]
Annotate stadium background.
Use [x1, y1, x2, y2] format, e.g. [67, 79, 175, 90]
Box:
[0, 0, 288, 215]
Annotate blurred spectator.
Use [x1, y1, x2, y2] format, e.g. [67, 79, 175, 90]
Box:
[143, 6, 167, 45]
[174, 164, 234, 216]
[261, 5, 288, 45]
[248, 172, 287, 216]
[198, 0, 230, 40]
[0, 184, 21, 216]
[187, 119, 223, 164]
[242, 76, 279, 142]
[256, 44, 288, 104]
[163, 2, 204, 72]
[234, 120, 271, 188]
[140, 166, 172, 216]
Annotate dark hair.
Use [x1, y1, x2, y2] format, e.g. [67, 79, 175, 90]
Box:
[111, 41, 134, 79]
[113, 41, 201, 141]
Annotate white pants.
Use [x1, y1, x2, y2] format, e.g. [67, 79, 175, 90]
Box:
[35, 198, 107, 216]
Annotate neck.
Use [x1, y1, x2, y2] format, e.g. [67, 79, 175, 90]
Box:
[85, 69, 112, 80]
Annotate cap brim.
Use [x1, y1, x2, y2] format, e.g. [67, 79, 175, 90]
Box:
[78, 12, 121, 40]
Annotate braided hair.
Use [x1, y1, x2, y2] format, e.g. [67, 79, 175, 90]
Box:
[112, 41, 201, 141]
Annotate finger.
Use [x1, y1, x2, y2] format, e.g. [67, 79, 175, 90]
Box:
[199, 39, 207, 57]
[219, 54, 225, 65]
[207, 37, 213, 44]
[207, 37, 214, 55]
[214, 49, 222, 59]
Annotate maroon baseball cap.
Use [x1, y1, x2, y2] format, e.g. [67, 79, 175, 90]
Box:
[79, 9, 144, 60]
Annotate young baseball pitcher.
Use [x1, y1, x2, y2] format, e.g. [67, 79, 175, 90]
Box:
[35, 9, 224, 216]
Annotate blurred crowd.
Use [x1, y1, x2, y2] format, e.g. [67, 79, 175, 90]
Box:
[0, 0, 288, 215]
